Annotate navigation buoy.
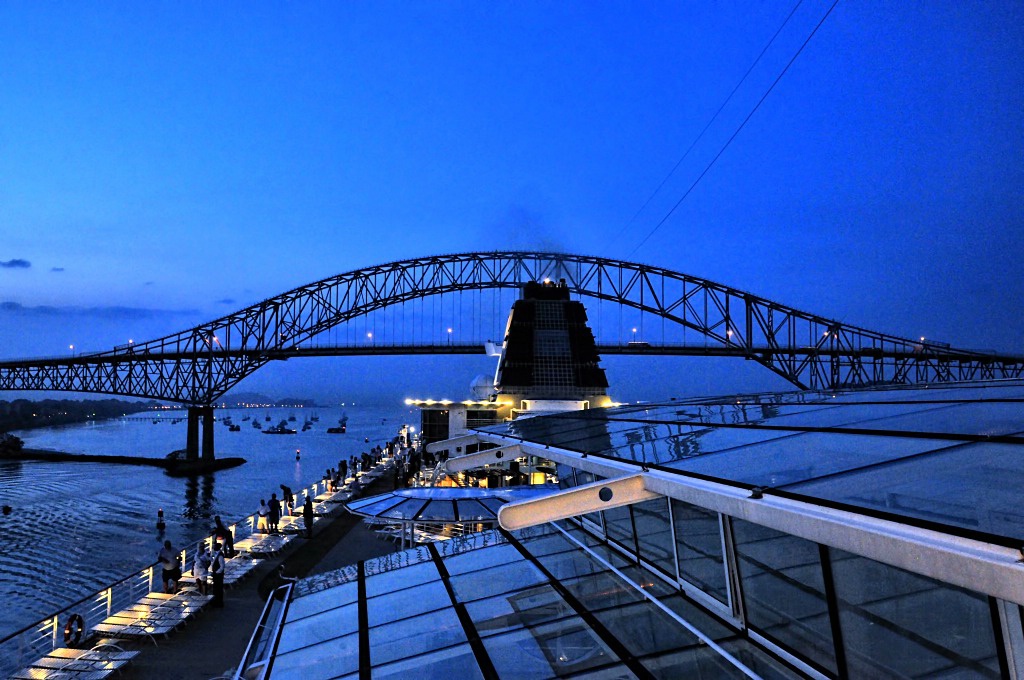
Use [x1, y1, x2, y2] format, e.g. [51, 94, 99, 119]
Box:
[1, 505, 11, 516]
[156, 508, 166, 531]
[296, 448, 301, 461]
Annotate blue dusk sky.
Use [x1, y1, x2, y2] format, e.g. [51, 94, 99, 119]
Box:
[1, 2, 1022, 405]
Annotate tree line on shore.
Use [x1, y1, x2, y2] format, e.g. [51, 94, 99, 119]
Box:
[0, 398, 159, 439]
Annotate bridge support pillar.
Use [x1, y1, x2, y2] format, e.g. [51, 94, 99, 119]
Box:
[186, 407, 200, 461]
[201, 406, 215, 461]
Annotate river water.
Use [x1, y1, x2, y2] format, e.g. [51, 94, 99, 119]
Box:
[0, 404, 411, 640]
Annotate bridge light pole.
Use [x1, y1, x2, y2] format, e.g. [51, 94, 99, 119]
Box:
[367, 332, 373, 345]
[631, 327, 637, 343]
[69, 344, 75, 356]
[447, 327, 453, 345]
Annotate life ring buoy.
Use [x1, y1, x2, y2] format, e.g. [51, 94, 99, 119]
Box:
[64, 613, 85, 648]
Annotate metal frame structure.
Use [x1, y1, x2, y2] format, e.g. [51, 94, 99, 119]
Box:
[1, 251, 1021, 404]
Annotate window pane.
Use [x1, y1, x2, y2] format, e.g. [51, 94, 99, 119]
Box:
[671, 499, 728, 604]
[368, 608, 466, 665]
[364, 560, 440, 598]
[535, 545, 608, 581]
[276, 601, 358, 655]
[593, 600, 702, 657]
[449, 560, 548, 603]
[484, 617, 619, 678]
[830, 549, 1002, 678]
[370, 643, 483, 680]
[603, 505, 636, 557]
[633, 498, 675, 577]
[733, 520, 837, 674]
[467, 584, 576, 638]
[271, 632, 359, 677]
[367, 580, 450, 626]
[641, 646, 750, 679]
[444, 544, 523, 576]
[562, 571, 646, 614]
[286, 580, 358, 622]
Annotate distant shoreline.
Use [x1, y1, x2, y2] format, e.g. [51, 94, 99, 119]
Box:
[1, 447, 246, 476]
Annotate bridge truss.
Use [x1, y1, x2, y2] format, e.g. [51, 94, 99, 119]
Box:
[1, 252, 1021, 404]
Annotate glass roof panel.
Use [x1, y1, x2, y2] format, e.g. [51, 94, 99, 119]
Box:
[594, 600, 703, 658]
[369, 643, 483, 680]
[466, 584, 576, 638]
[483, 617, 620, 678]
[379, 498, 429, 520]
[597, 423, 790, 466]
[561, 571, 647, 613]
[449, 560, 549, 603]
[666, 432, 952, 486]
[444, 543, 525, 576]
[368, 607, 466, 666]
[783, 441, 1024, 541]
[457, 498, 497, 522]
[270, 631, 359, 678]
[276, 601, 358, 655]
[367, 580, 450, 626]
[840, 401, 1024, 437]
[535, 545, 609, 581]
[346, 495, 406, 516]
[365, 559, 440, 598]
[286, 580, 358, 622]
[512, 532, 577, 559]
[640, 645, 750, 678]
[423, 499, 458, 522]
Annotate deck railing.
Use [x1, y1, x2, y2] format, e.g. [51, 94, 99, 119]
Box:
[0, 477, 332, 678]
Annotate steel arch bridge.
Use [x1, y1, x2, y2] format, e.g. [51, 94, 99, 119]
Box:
[1, 251, 1021, 405]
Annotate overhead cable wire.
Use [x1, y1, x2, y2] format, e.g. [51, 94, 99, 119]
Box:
[628, 0, 842, 258]
[605, 0, 805, 255]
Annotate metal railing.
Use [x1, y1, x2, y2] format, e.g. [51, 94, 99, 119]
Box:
[0, 477, 333, 678]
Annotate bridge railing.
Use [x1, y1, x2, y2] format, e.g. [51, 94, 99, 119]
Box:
[0, 476, 330, 678]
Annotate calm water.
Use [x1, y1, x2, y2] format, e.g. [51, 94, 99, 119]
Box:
[0, 404, 412, 640]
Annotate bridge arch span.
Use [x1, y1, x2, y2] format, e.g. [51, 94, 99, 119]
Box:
[1, 252, 1020, 403]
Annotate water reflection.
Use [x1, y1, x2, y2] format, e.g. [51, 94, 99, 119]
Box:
[183, 474, 216, 519]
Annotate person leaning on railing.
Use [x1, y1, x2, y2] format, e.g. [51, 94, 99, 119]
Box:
[212, 515, 235, 557]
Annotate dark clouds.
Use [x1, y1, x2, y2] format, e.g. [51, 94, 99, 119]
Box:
[0, 302, 200, 320]
[0, 259, 31, 269]
[216, 298, 236, 305]
[50, 267, 64, 273]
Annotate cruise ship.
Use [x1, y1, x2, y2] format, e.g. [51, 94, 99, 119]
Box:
[234, 280, 1024, 678]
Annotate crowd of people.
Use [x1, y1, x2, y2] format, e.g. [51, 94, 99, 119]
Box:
[156, 434, 419, 610]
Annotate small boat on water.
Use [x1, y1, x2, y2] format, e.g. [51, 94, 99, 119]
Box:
[327, 413, 348, 434]
[265, 414, 271, 422]
[288, 414, 297, 422]
[229, 424, 241, 432]
[264, 420, 296, 435]
[242, 416, 250, 422]
[252, 421, 262, 429]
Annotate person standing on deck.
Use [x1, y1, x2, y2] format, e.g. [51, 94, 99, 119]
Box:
[280, 485, 294, 515]
[193, 545, 211, 595]
[157, 540, 180, 594]
[257, 499, 269, 533]
[210, 542, 226, 607]
[212, 516, 235, 558]
[268, 493, 281, 534]
[303, 495, 314, 538]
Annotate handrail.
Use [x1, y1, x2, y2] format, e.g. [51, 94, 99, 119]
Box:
[233, 583, 294, 680]
[0, 476, 330, 678]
